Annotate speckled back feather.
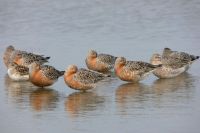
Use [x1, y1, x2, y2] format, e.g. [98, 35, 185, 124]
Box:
[8, 49, 50, 67]
[125, 61, 161, 73]
[15, 65, 29, 75]
[41, 65, 64, 80]
[73, 68, 109, 84]
[11, 63, 29, 75]
[162, 51, 195, 68]
[162, 48, 199, 68]
[21, 53, 49, 65]
[97, 54, 117, 66]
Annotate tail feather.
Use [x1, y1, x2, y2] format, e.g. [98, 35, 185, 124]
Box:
[105, 74, 111, 77]
[45, 56, 50, 60]
[59, 71, 65, 76]
[99, 73, 111, 78]
[191, 55, 199, 61]
[153, 64, 162, 68]
[40, 56, 50, 63]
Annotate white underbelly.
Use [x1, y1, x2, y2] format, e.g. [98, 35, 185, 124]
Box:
[153, 66, 187, 78]
[7, 69, 29, 81]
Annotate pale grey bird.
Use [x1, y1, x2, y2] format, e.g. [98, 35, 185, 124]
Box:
[7, 62, 29, 81]
[3, 45, 16, 68]
[150, 53, 187, 78]
[162, 47, 199, 68]
[3, 45, 50, 68]
[150, 47, 199, 78]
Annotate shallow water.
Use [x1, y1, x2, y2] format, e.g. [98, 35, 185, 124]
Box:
[0, 0, 200, 133]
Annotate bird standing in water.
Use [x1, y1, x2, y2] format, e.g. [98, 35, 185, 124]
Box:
[162, 47, 199, 68]
[150, 48, 199, 78]
[114, 57, 162, 82]
[85, 50, 117, 73]
[3, 45, 50, 68]
[29, 63, 64, 87]
[64, 65, 110, 91]
[7, 62, 29, 81]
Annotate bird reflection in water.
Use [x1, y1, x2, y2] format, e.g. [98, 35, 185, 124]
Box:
[30, 89, 59, 112]
[115, 83, 150, 115]
[65, 92, 105, 118]
[150, 72, 196, 109]
[4, 74, 36, 108]
[152, 72, 195, 94]
[115, 72, 196, 115]
[4, 74, 59, 111]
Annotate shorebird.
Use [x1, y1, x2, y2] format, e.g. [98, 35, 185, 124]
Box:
[3, 45, 50, 68]
[114, 57, 162, 82]
[85, 50, 117, 72]
[150, 48, 199, 78]
[29, 63, 64, 87]
[11, 52, 50, 67]
[7, 62, 29, 81]
[150, 53, 186, 78]
[3, 45, 15, 68]
[162, 47, 199, 67]
[64, 65, 110, 91]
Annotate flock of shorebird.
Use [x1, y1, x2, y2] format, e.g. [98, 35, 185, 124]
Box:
[3, 45, 199, 91]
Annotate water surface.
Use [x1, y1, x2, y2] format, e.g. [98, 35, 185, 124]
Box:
[0, 0, 200, 133]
